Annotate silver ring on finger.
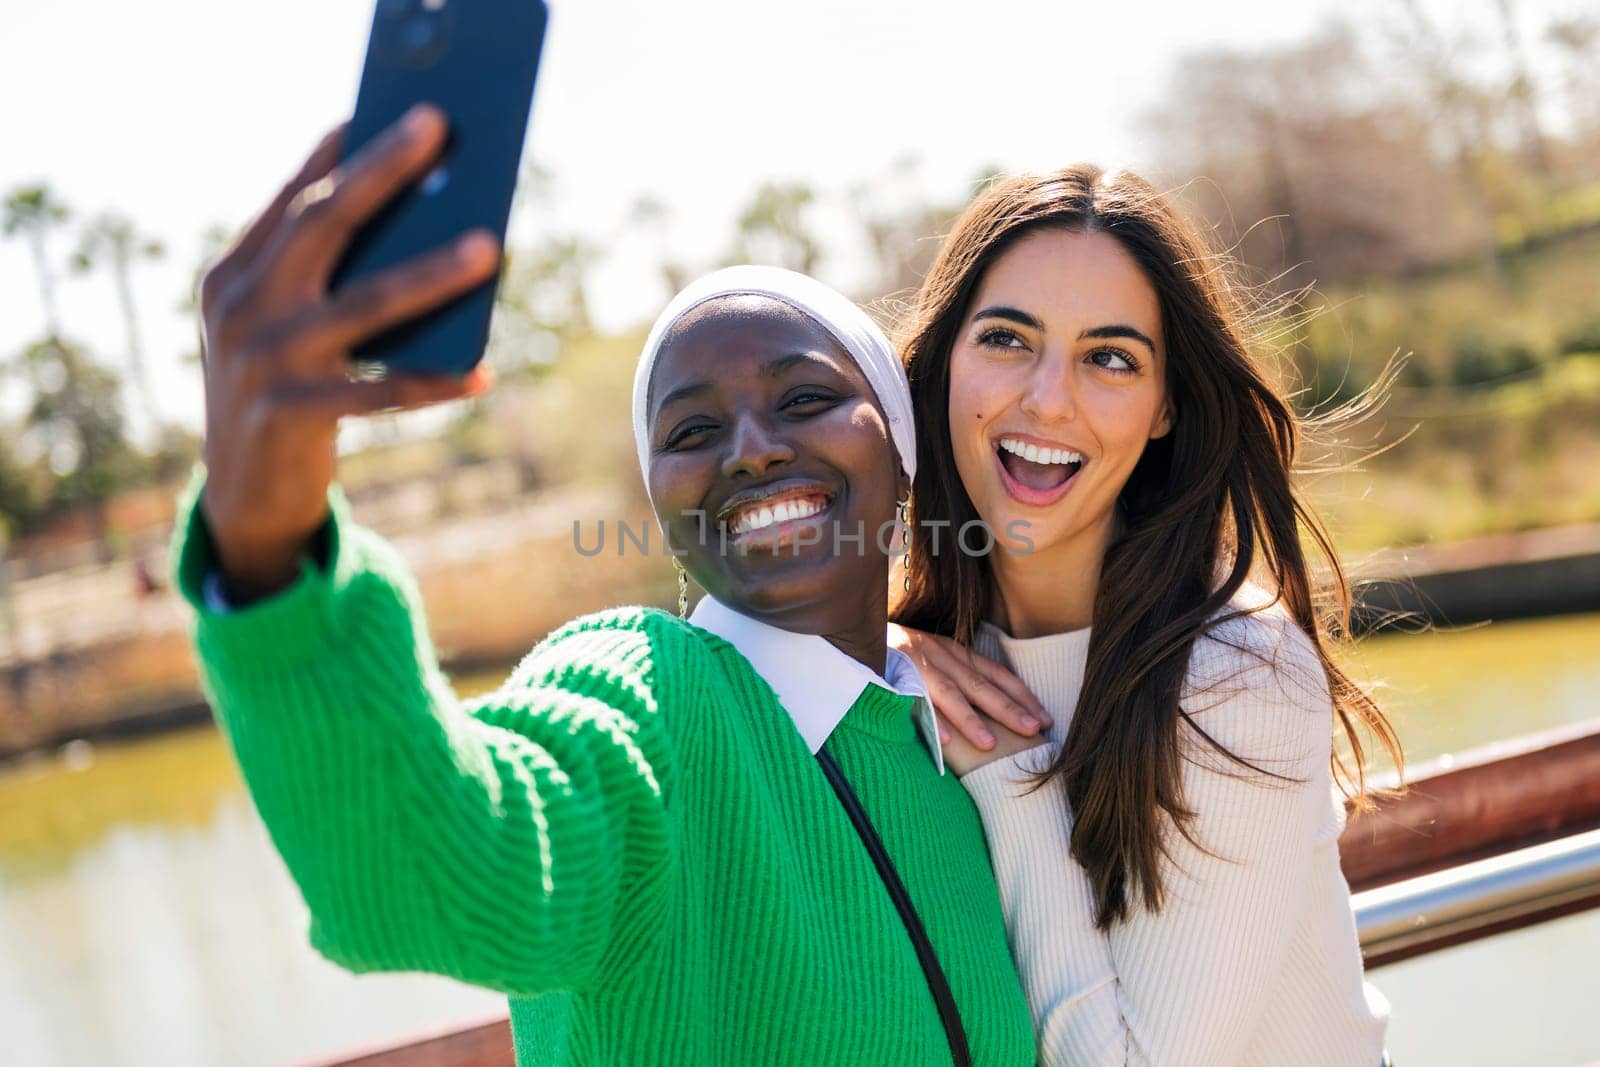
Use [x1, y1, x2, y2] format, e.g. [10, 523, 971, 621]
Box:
[289, 175, 340, 219]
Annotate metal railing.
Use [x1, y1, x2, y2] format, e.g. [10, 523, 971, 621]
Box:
[1354, 827, 1600, 966]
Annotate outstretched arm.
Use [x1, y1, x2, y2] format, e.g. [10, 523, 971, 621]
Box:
[178, 485, 676, 996]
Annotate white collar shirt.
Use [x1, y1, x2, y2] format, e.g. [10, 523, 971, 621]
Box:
[688, 594, 945, 776]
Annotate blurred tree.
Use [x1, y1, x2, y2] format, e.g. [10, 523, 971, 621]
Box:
[494, 163, 607, 355]
[1148, 25, 1462, 282]
[12, 336, 139, 561]
[502, 233, 605, 343]
[628, 194, 690, 299]
[71, 212, 167, 435]
[731, 182, 822, 275]
[1491, 0, 1551, 177]
[1385, 0, 1511, 272]
[173, 223, 239, 370]
[3, 183, 72, 342]
[0, 425, 44, 537]
[0, 423, 44, 657]
[512, 160, 556, 217]
[1545, 16, 1600, 162]
[146, 423, 202, 484]
[1449, 333, 1542, 386]
[848, 155, 955, 299]
[176, 224, 237, 371]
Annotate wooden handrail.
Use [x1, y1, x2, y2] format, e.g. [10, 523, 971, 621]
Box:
[300, 1014, 513, 1067]
[1340, 718, 1600, 890]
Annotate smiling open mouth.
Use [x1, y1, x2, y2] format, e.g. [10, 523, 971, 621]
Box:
[716, 486, 837, 548]
[996, 436, 1084, 503]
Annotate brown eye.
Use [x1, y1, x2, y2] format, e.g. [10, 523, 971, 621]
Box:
[978, 327, 1027, 349]
[664, 421, 716, 449]
[1087, 347, 1139, 374]
[783, 390, 835, 407]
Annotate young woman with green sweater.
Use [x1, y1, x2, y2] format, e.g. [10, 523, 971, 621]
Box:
[178, 106, 1037, 1065]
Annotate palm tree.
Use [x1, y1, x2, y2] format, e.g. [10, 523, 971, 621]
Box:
[3, 183, 72, 340]
[71, 212, 167, 435]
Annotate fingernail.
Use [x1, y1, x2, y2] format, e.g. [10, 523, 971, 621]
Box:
[1021, 716, 1040, 732]
[404, 104, 442, 137]
[456, 231, 498, 266]
[978, 730, 995, 747]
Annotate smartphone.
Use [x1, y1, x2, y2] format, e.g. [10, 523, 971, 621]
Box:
[332, 0, 549, 375]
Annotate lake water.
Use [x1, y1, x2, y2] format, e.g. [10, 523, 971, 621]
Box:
[2, 613, 1597, 1066]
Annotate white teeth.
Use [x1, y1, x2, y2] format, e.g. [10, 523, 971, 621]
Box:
[729, 496, 827, 535]
[999, 437, 1084, 467]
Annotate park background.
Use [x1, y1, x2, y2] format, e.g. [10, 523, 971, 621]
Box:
[2, 0, 1598, 1064]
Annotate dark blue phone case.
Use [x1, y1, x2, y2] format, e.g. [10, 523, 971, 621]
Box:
[332, 0, 548, 375]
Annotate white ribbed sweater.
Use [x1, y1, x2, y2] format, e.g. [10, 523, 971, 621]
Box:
[963, 600, 1389, 1066]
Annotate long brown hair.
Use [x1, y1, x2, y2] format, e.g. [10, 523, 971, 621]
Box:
[892, 164, 1403, 928]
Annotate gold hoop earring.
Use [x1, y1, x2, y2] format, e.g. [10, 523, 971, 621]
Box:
[898, 497, 912, 592]
[672, 557, 689, 619]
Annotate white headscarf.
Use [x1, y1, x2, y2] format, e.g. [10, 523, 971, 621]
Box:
[630, 265, 916, 501]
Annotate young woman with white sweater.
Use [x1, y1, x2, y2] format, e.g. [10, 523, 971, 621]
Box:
[890, 165, 1403, 1066]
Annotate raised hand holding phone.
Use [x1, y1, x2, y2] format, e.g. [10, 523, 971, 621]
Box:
[333, 0, 548, 373]
[198, 108, 500, 604]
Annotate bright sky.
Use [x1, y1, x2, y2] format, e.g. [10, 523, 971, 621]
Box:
[0, 0, 1556, 436]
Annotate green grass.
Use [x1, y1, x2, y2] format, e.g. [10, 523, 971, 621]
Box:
[1287, 224, 1600, 552]
[1306, 354, 1600, 552]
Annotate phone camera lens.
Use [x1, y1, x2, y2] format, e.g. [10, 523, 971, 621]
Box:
[372, 0, 451, 66]
[402, 15, 437, 51]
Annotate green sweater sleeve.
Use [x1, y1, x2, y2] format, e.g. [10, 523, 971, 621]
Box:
[171, 474, 676, 996]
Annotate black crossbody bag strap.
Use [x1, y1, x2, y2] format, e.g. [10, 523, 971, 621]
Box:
[815, 748, 973, 1067]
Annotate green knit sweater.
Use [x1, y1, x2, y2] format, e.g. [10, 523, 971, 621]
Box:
[173, 481, 1034, 1066]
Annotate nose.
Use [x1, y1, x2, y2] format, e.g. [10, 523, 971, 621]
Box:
[721, 411, 795, 479]
[1018, 346, 1077, 424]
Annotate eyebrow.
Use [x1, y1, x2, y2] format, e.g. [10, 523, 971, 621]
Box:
[971, 305, 1044, 331]
[971, 306, 1157, 354]
[652, 351, 842, 420]
[761, 350, 837, 378]
[1081, 324, 1158, 353]
[655, 381, 714, 413]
